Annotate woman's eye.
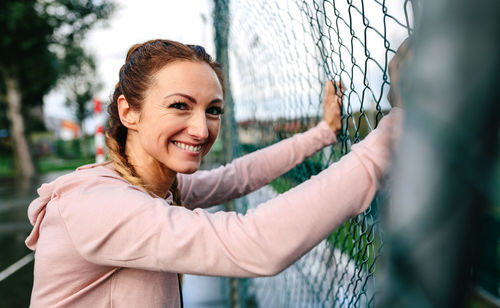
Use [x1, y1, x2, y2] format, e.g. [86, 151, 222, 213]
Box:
[169, 102, 188, 110]
[206, 106, 224, 116]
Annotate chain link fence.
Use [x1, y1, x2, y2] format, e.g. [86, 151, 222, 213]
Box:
[210, 0, 415, 307]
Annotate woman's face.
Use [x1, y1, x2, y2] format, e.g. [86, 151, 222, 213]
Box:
[129, 60, 223, 174]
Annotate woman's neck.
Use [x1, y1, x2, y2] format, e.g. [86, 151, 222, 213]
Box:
[125, 144, 176, 198]
[136, 159, 176, 198]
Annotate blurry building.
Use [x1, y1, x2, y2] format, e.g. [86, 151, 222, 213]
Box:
[44, 116, 80, 141]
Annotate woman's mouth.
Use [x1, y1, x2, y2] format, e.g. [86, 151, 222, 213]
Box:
[172, 141, 203, 153]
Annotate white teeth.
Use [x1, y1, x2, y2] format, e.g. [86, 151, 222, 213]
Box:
[174, 142, 202, 153]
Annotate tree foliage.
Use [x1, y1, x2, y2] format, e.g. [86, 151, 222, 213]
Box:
[0, 0, 114, 177]
[62, 46, 102, 133]
[0, 0, 114, 130]
[0, 0, 58, 130]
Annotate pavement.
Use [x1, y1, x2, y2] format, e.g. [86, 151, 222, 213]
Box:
[183, 275, 228, 308]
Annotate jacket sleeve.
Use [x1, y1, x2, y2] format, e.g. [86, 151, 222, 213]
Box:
[178, 121, 337, 210]
[58, 109, 401, 277]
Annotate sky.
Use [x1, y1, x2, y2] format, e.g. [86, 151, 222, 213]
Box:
[43, 0, 214, 130]
[83, 0, 215, 99]
[227, 0, 410, 121]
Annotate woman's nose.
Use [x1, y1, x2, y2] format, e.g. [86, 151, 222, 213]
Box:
[187, 112, 209, 140]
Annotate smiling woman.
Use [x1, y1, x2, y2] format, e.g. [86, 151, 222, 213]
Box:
[24, 39, 403, 307]
[106, 40, 226, 200]
[118, 60, 224, 195]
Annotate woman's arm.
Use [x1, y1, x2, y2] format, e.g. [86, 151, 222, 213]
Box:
[178, 120, 337, 209]
[55, 108, 401, 277]
[179, 81, 344, 210]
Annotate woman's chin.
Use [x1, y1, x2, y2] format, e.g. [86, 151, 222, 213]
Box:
[174, 164, 200, 174]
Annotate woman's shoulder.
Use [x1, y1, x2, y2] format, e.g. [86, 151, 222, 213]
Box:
[75, 161, 122, 179]
[47, 161, 154, 211]
[26, 163, 156, 250]
[47, 161, 131, 196]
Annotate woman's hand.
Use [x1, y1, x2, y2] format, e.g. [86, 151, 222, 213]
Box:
[388, 39, 411, 108]
[322, 81, 344, 135]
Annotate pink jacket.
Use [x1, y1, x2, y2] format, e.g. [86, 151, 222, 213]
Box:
[25, 109, 401, 307]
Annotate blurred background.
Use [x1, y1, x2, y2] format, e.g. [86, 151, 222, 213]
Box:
[0, 0, 498, 307]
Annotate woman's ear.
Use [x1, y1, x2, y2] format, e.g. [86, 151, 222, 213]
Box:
[117, 94, 139, 130]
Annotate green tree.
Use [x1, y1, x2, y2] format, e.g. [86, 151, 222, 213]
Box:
[63, 47, 101, 129]
[0, 0, 114, 178]
[62, 46, 102, 157]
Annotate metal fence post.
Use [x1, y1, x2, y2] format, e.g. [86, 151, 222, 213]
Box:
[213, 1, 243, 307]
[379, 0, 500, 306]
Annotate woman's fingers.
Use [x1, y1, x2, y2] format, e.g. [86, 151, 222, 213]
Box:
[322, 80, 343, 134]
[388, 38, 411, 108]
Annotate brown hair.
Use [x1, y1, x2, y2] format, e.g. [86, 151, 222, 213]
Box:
[106, 39, 224, 205]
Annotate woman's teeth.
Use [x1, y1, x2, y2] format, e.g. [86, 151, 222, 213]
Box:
[173, 142, 202, 153]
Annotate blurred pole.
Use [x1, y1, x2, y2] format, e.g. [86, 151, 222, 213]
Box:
[94, 98, 105, 163]
[213, 1, 242, 307]
[213, 0, 238, 165]
[200, 13, 207, 47]
[380, 0, 500, 307]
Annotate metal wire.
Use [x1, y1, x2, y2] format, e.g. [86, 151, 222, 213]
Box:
[213, 0, 414, 306]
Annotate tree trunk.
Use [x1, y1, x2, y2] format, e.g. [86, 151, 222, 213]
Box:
[5, 75, 35, 178]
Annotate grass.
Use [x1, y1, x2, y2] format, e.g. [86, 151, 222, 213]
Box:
[0, 134, 97, 177]
[0, 155, 15, 177]
[0, 155, 94, 177]
[36, 156, 94, 173]
[269, 176, 296, 193]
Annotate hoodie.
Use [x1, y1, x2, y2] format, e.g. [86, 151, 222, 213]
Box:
[25, 111, 400, 308]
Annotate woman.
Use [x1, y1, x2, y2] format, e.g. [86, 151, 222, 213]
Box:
[26, 39, 402, 307]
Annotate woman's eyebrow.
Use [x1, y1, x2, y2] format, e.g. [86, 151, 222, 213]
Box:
[164, 93, 224, 105]
[210, 99, 224, 105]
[164, 93, 197, 103]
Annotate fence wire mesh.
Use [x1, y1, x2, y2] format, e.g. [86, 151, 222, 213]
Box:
[213, 0, 414, 307]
